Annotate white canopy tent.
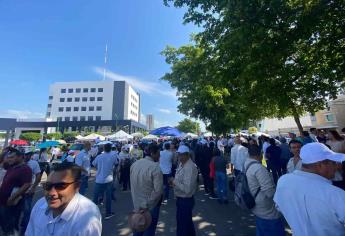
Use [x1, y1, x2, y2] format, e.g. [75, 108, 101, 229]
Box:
[142, 134, 158, 141]
[107, 130, 133, 141]
[76, 135, 85, 140]
[203, 132, 213, 138]
[184, 132, 198, 138]
[82, 133, 106, 141]
[131, 132, 144, 138]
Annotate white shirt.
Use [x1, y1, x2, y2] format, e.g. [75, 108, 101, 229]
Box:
[39, 152, 49, 163]
[173, 159, 198, 198]
[25, 193, 101, 236]
[274, 170, 345, 236]
[230, 144, 249, 171]
[75, 150, 91, 175]
[159, 150, 173, 174]
[286, 158, 302, 173]
[26, 160, 41, 191]
[217, 140, 225, 152]
[92, 152, 118, 184]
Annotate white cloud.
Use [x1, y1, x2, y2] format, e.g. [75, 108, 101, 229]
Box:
[0, 109, 45, 119]
[93, 67, 176, 98]
[157, 108, 172, 114]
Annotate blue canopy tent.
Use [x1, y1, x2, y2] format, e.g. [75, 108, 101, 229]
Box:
[149, 126, 184, 137]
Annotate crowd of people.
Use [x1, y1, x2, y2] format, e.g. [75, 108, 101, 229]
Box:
[1, 127, 345, 236]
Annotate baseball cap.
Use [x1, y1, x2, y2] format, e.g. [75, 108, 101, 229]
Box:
[177, 145, 189, 154]
[300, 143, 345, 164]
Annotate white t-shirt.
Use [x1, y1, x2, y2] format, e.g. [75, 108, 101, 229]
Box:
[92, 152, 118, 184]
[75, 150, 91, 175]
[26, 160, 41, 191]
[217, 140, 225, 152]
[160, 150, 173, 175]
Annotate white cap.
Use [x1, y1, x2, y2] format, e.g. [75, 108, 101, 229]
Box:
[68, 150, 75, 154]
[177, 145, 190, 154]
[300, 143, 345, 164]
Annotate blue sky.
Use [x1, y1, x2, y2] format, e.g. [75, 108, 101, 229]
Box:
[0, 0, 202, 129]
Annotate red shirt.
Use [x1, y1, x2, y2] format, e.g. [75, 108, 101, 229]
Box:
[0, 164, 32, 206]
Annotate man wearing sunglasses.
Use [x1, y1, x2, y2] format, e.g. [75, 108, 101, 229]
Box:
[0, 148, 32, 236]
[25, 162, 102, 236]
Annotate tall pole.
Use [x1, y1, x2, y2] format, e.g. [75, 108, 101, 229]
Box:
[103, 44, 108, 81]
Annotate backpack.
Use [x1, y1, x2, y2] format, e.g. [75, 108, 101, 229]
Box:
[234, 161, 261, 210]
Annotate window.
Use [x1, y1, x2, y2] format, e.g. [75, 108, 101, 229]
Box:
[325, 114, 334, 122]
[68, 88, 73, 93]
[57, 117, 62, 122]
[90, 97, 95, 102]
[96, 106, 102, 111]
[98, 88, 103, 92]
[61, 89, 66, 93]
[72, 116, 78, 121]
[81, 107, 86, 111]
[76, 88, 81, 93]
[75, 97, 80, 102]
[82, 97, 87, 102]
[65, 117, 70, 122]
[47, 104, 52, 108]
[58, 107, 64, 112]
[49, 96, 53, 100]
[60, 98, 65, 102]
[97, 97, 103, 101]
[74, 107, 79, 112]
[80, 116, 86, 121]
[46, 112, 51, 117]
[96, 116, 101, 121]
[89, 106, 94, 111]
[90, 88, 96, 92]
[83, 88, 88, 93]
[66, 107, 71, 112]
[67, 98, 72, 102]
[88, 116, 93, 121]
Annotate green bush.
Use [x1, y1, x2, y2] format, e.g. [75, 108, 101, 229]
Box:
[19, 132, 41, 142]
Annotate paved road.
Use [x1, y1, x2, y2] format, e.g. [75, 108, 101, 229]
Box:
[34, 171, 291, 236]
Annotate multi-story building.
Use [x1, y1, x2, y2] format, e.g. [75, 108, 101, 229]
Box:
[146, 114, 154, 130]
[46, 80, 140, 123]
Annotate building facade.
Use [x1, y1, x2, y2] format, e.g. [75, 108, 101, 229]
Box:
[46, 81, 140, 123]
[146, 114, 154, 130]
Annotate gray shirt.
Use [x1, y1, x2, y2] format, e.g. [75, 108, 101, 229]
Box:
[173, 159, 198, 198]
[244, 158, 281, 220]
[130, 157, 163, 210]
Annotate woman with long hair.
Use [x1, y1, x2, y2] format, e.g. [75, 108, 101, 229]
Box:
[327, 130, 345, 153]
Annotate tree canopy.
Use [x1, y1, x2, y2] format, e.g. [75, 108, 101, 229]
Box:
[162, 0, 345, 134]
[176, 118, 201, 134]
[20, 132, 41, 142]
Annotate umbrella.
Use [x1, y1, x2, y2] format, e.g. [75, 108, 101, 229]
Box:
[96, 141, 113, 146]
[150, 126, 183, 137]
[10, 140, 28, 145]
[38, 140, 60, 148]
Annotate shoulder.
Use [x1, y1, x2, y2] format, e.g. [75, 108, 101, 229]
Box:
[32, 197, 48, 213]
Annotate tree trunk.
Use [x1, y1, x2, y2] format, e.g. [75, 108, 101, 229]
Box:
[292, 110, 303, 135]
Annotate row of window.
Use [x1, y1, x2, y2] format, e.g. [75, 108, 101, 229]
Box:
[130, 110, 138, 117]
[131, 94, 138, 103]
[131, 102, 138, 110]
[58, 106, 102, 112]
[61, 88, 103, 94]
[57, 116, 102, 122]
[59, 97, 103, 103]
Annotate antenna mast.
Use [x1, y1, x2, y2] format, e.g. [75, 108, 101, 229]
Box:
[103, 44, 108, 80]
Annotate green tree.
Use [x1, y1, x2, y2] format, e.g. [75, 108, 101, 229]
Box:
[46, 132, 62, 140]
[176, 118, 201, 134]
[163, 0, 345, 134]
[20, 132, 41, 142]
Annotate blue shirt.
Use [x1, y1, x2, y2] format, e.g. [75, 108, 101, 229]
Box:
[274, 170, 345, 236]
[92, 152, 118, 184]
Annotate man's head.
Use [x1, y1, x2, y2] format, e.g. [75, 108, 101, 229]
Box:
[288, 132, 296, 139]
[269, 138, 276, 146]
[44, 162, 82, 215]
[148, 143, 160, 162]
[177, 145, 190, 164]
[300, 143, 345, 179]
[164, 142, 170, 151]
[289, 140, 302, 157]
[302, 131, 310, 138]
[310, 128, 317, 135]
[24, 151, 33, 162]
[234, 136, 241, 145]
[104, 143, 112, 153]
[5, 148, 24, 167]
[84, 141, 91, 151]
[248, 144, 262, 161]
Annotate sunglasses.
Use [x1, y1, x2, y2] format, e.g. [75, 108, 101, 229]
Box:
[42, 181, 77, 191]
